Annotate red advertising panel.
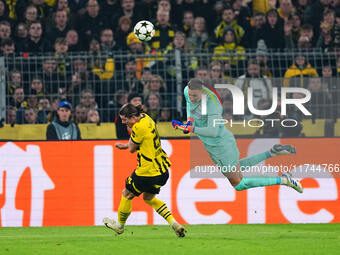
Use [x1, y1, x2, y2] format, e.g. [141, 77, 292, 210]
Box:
[0, 139, 339, 227]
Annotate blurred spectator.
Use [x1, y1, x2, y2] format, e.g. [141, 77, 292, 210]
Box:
[151, 9, 175, 50]
[125, 32, 154, 77]
[74, 104, 88, 124]
[308, 77, 333, 119]
[235, 59, 273, 113]
[76, 0, 107, 45]
[164, 31, 198, 85]
[65, 29, 82, 52]
[68, 0, 88, 15]
[28, 0, 52, 22]
[54, 0, 71, 13]
[42, 57, 67, 95]
[138, 0, 157, 21]
[115, 92, 142, 138]
[140, 67, 153, 88]
[14, 23, 28, 45]
[6, 107, 16, 125]
[284, 12, 302, 48]
[174, 0, 212, 33]
[256, 40, 273, 77]
[212, 27, 246, 69]
[295, 0, 309, 21]
[232, 0, 252, 32]
[159, 106, 172, 122]
[0, 21, 11, 43]
[283, 54, 318, 87]
[321, 65, 339, 118]
[1, 38, 15, 55]
[214, 6, 245, 45]
[111, 0, 142, 31]
[304, 0, 331, 34]
[38, 97, 52, 117]
[145, 91, 161, 122]
[27, 91, 39, 110]
[0, 0, 11, 23]
[299, 24, 316, 47]
[46, 9, 71, 45]
[115, 15, 132, 50]
[22, 5, 38, 26]
[18, 21, 52, 53]
[187, 17, 212, 52]
[46, 100, 82, 140]
[80, 89, 98, 110]
[144, 74, 167, 100]
[100, 28, 119, 54]
[317, 9, 336, 51]
[194, 66, 209, 80]
[256, 9, 285, 50]
[24, 108, 38, 124]
[120, 57, 144, 93]
[248, 12, 266, 48]
[277, 0, 294, 19]
[157, 0, 171, 13]
[87, 108, 100, 124]
[53, 0, 76, 25]
[89, 38, 115, 81]
[180, 10, 195, 37]
[47, 96, 60, 122]
[209, 61, 224, 81]
[100, 0, 120, 21]
[105, 89, 128, 122]
[331, 11, 340, 49]
[54, 38, 71, 78]
[7, 70, 22, 96]
[68, 58, 93, 101]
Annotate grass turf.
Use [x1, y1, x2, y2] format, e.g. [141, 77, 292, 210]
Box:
[0, 224, 339, 255]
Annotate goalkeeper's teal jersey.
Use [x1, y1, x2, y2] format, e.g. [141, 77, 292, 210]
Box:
[184, 85, 234, 147]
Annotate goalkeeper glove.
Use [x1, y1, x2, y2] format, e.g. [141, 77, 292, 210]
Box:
[172, 120, 195, 134]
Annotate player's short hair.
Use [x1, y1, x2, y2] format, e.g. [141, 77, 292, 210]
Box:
[119, 103, 145, 118]
[188, 78, 204, 90]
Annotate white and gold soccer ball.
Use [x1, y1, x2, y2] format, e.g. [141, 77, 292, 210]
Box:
[133, 20, 155, 42]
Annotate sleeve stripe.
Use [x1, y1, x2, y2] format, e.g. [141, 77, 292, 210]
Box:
[130, 137, 140, 145]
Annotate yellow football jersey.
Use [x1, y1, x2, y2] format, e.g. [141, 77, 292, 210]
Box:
[130, 114, 171, 177]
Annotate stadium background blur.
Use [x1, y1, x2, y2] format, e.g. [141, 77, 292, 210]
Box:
[0, 0, 340, 139]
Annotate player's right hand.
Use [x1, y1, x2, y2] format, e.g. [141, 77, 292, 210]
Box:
[115, 143, 128, 150]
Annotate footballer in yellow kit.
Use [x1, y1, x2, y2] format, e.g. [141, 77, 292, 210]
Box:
[103, 103, 185, 237]
[130, 111, 170, 178]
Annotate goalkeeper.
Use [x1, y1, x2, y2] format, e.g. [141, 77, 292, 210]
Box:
[172, 78, 303, 193]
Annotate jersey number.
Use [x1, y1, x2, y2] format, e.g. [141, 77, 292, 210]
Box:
[151, 128, 161, 150]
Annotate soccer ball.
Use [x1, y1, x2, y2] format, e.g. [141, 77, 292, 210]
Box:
[134, 20, 155, 42]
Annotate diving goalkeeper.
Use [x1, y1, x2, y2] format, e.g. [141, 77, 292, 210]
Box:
[172, 78, 303, 193]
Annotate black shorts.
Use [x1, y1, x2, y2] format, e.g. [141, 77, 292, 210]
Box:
[125, 171, 169, 196]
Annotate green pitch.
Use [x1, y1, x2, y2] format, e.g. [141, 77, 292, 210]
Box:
[0, 224, 339, 255]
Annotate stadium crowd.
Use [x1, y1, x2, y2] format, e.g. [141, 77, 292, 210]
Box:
[2, 0, 340, 137]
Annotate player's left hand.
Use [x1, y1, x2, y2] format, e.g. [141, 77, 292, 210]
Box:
[171, 120, 194, 134]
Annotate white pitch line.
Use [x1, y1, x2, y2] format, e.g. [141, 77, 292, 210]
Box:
[0, 234, 115, 239]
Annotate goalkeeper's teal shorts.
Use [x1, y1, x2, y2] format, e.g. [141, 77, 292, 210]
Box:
[203, 136, 240, 173]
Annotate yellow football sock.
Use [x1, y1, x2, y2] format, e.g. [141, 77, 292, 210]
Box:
[144, 198, 175, 225]
[118, 195, 132, 226]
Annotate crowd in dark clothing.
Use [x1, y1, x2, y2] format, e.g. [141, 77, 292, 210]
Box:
[2, 0, 340, 138]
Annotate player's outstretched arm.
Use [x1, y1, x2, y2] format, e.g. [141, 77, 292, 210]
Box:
[115, 139, 138, 153]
